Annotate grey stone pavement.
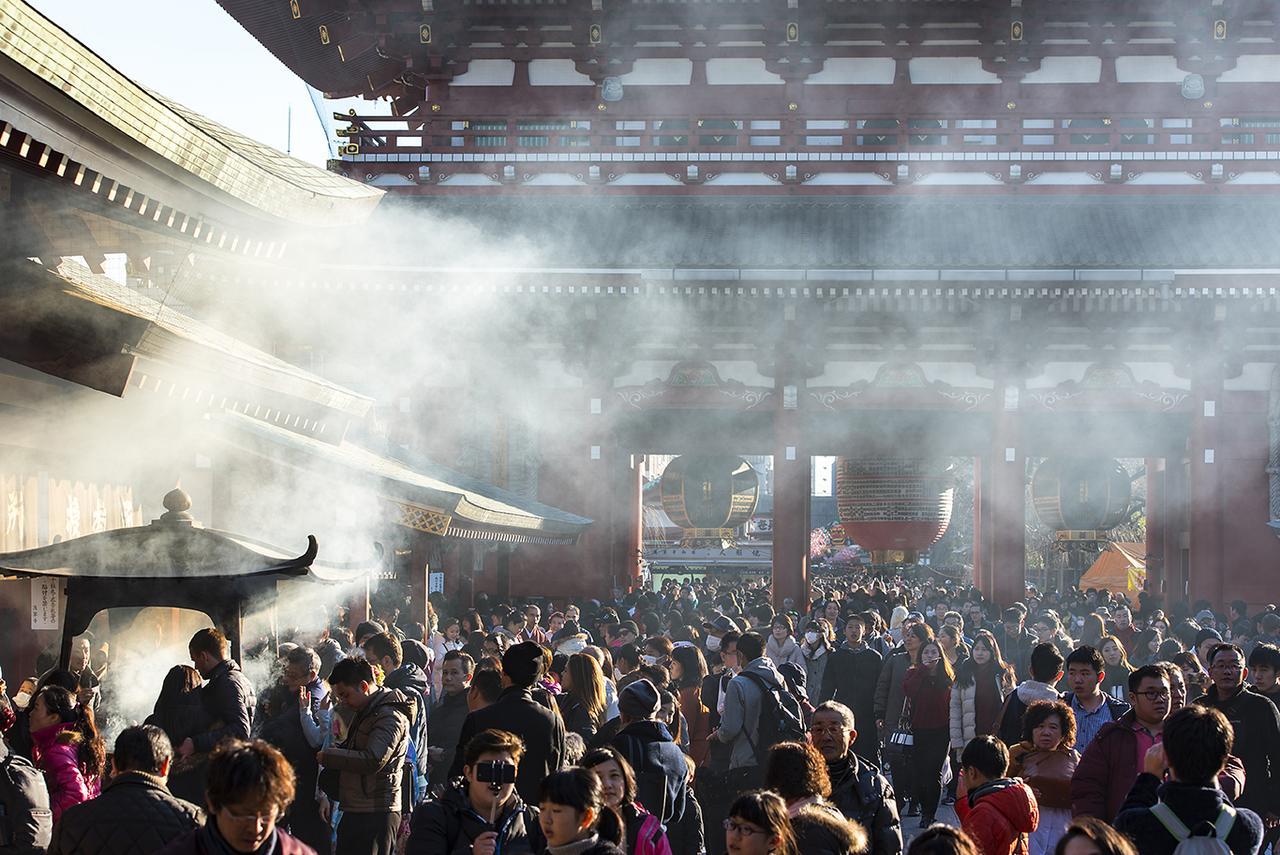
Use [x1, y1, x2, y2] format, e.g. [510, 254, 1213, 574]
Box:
[901, 803, 961, 844]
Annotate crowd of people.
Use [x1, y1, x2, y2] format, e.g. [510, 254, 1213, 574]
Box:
[3, 570, 1280, 855]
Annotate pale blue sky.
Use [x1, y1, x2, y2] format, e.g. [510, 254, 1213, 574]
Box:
[29, 0, 346, 166]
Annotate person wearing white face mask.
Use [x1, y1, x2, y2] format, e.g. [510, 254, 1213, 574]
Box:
[800, 619, 834, 706]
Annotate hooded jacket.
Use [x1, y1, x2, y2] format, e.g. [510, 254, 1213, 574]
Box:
[955, 778, 1039, 855]
[1113, 772, 1264, 855]
[319, 686, 414, 813]
[383, 662, 431, 780]
[47, 771, 203, 855]
[1193, 683, 1280, 814]
[716, 656, 786, 770]
[406, 778, 545, 855]
[611, 719, 688, 828]
[995, 681, 1061, 748]
[827, 751, 902, 855]
[790, 800, 867, 855]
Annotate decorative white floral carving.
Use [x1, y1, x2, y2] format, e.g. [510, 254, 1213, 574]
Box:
[91, 499, 107, 533]
[66, 495, 81, 539]
[7, 489, 23, 541]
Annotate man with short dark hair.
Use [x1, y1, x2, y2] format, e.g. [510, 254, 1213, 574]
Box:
[179, 628, 254, 759]
[994, 607, 1037, 681]
[955, 735, 1038, 855]
[468, 668, 502, 711]
[818, 614, 884, 766]
[1114, 705, 1264, 855]
[995, 643, 1064, 748]
[363, 632, 430, 800]
[49, 725, 202, 855]
[809, 701, 902, 855]
[1071, 665, 1170, 821]
[321, 657, 416, 855]
[1248, 642, 1280, 708]
[427, 650, 473, 786]
[1062, 646, 1131, 752]
[1193, 642, 1280, 825]
[448, 642, 566, 805]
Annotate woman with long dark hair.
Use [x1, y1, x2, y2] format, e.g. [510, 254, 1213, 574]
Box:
[538, 768, 625, 854]
[877, 621, 933, 816]
[29, 685, 105, 820]
[723, 791, 798, 855]
[902, 638, 954, 827]
[583, 746, 673, 855]
[1097, 635, 1133, 701]
[669, 644, 711, 766]
[950, 631, 1015, 752]
[145, 664, 209, 804]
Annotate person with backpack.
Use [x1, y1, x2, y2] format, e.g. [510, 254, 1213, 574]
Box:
[362, 632, 430, 805]
[584, 747, 673, 855]
[0, 723, 52, 855]
[995, 644, 1064, 749]
[609, 679, 688, 830]
[406, 729, 544, 855]
[713, 631, 806, 796]
[1112, 705, 1263, 855]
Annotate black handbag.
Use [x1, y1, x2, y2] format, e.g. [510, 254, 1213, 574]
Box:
[884, 697, 915, 765]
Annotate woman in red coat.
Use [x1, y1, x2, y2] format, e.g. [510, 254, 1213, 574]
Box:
[903, 639, 955, 827]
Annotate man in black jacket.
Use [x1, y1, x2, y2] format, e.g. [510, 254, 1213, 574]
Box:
[1114, 704, 1264, 855]
[179, 628, 255, 759]
[448, 642, 566, 805]
[48, 725, 203, 855]
[1193, 642, 1280, 823]
[427, 651, 474, 788]
[809, 701, 902, 855]
[993, 606, 1036, 681]
[819, 614, 884, 765]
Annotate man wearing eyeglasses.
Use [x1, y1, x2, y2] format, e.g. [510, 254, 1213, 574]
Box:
[1070, 664, 1170, 822]
[808, 701, 903, 855]
[1193, 642, 1280, 829]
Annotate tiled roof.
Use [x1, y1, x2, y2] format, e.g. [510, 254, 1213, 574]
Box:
[381, 195, 1280, 270]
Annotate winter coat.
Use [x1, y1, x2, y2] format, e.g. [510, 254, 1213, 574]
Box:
[902, 665, 952, 731]
[873, 651, 912, 736]
[827, 751, 902, 855]
[156, 826, 314, 855]
[791, 800, 865, 855]
[612, 720, 688, 828]
[542, 836, 624, 855]
[318, 686, 414, 813]
[955, 778, 1039, 855]
[144, 692, 208, 755]
[384, 662, 431, 781]
[47, 771, 202, 855]
[676, 685, 711, 768]
[820, 643, 883, 762]
[406, 778, 545, 855]
[449, 685, 566, 806]
[192, 659, 255, 754]
[951, 664, 1016, 750]
[1113, 773, 1264, 855]
[765, 636, 805, 671]
[426, 689, 470, 786]
[715, 657, 786, 771]
[994, 628, 1038, 681]
[802, 645, 831, 705]
[995, 681, 1061, 749]
[557, 694, 601, 744]
[1193, 684, 1280, 814]
[0, 736, 52, 855]
[31, 722, 98, 822]
[620, 802, 672, 855]
[1007, 744, 1078, 811]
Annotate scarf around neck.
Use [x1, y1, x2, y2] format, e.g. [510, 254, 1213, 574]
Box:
[198, 820, 279, 855]
[547, 834, 602, 855]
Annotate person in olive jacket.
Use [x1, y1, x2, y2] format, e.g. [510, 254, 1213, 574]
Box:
[49, 725, 203, 855]
[320, 656, 416, 855]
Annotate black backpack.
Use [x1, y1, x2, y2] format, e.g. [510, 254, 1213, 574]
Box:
[0, 749, 52, 854]
[738, 671, 807, 765]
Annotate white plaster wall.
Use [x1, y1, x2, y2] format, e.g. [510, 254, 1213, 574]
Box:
[805, 58, 896, 85]
[1224, 363, 1277, 392]
[529, 59, 593, 86]
[451, 59, 517, 86]
[1114, 56, 1184, 83]
[1219, 56, 1280, 84]
[618, 59, 693, 86]
[1022, 57, 1103, 85]
[908, 58, 999, 84]
[706, 58, 784, 85]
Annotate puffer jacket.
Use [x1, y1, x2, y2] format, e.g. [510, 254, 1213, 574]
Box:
[47, 771, 203, 855]
[827, 751, 902, 855]
[950, 664, 1016, 750]
[31, 722, 98, 822]
[955, 778, 1039, 855]
[319, 686, 414, 813]
[766, 636, 805, 670]
[406, 778, 544, 855]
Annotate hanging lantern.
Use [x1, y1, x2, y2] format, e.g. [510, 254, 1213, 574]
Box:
[835, 458, 954, 564]
[659, 455, 760, 548]
[1032, 458, 1131, 535]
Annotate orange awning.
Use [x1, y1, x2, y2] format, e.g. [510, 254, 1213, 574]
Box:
[1079, 542, 1146, 597]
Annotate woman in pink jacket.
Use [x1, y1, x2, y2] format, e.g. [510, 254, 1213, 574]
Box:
[29, 685, 105, 820]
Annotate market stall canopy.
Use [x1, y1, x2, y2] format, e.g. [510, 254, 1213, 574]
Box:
[0, 488, 378, 664]
[1078, 541, 1146, 597]
[216, 411, 593, 545]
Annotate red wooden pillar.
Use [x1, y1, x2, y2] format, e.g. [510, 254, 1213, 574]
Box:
[619, 455, 643, 591]
[988, 379, 1026, 607]
[972, 456, 989, 598]
[1188, 367, 1225, 609]
[772, 376, 810, 611]
[1163, 453, 1190, 604]
[1144, 458, 1166, 597]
